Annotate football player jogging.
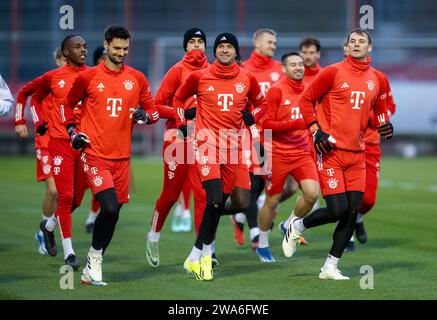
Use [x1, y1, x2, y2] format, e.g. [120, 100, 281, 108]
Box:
[282, 29, 394, 280]
[230, 28, 286, 249]
[174, 33, 266, 280]
[62, 25, 159, 285]
[14, 48, 65, 254]
[257, 52, 319, 262]
[340, 41, 397, 249]
[31, 36, 89, 269]
[145, 28, 209, 268]
[83, 47, 108, 234]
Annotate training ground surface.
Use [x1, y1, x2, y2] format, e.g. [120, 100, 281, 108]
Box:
[0, 156, 436, 300]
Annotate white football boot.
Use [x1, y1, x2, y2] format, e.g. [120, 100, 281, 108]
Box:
[282, 218, 302, 258]
[319, 264, 350, 280]
[81, 249, 107, 286]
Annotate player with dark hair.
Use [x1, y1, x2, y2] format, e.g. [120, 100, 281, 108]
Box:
[31, 35, 89, 269]
[282, 29, 393, 280]
[257, 52, 319, 262]
[145, 27, 209, 268]
[174, 32, 267, 280]
[62, 25, 159, 285]
[93, 46, 107, 66]
[299, 37, 323, 83]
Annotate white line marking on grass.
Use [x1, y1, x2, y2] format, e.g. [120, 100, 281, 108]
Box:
[380, 180, 437, 193]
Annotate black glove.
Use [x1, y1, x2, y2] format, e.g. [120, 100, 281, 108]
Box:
[313, 129, 335, 155]
[184, 107, 197, 120]
[36, 121, 49, 136]
[67, 124, 90, 150]
[241, 110, 255, 126]
[177, 124, 188, 139]
[377, 122, 393, 139]
[129, 108, 150, 124]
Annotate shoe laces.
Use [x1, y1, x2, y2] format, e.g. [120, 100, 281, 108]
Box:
[90, 253, 103, 272]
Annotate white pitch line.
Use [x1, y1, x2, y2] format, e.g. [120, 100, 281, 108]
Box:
[379, 180, 437, 193]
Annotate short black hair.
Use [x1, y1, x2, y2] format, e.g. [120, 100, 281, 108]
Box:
[61, 34, 80, 52]
[93, 46, 107, 65]
[104, 25, 131, 43]
[347, 28, 372, 45]
[299, 37, 321, 52]
[281, 52, 302, 65]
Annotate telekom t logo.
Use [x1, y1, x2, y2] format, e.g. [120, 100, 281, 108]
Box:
[350, 91, 365, 110]
[259, 82, 271, 96]
[217, 94, 234, 111]
[106, 98, 122, 117]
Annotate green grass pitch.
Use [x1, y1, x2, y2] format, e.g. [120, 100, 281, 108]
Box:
[0, 156, 436, 300]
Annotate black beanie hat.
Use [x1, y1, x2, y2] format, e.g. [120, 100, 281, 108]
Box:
[213, 32, 240, 59]
[183, 28, 207, 51]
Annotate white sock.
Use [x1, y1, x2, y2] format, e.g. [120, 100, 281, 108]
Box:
[147, 231, 160, 242]
[211, 240, 215, 254]
[285, 211, 296, 229]
[309, 198, 320, 214]
[62, 238, 75, 260]
[90, 246, 102, 255]
[234, 212, 246, 224]
[86, 210, 98, 225]
[42, 215, 49, 221]
[202, 244, 212, 256]
[256, 193, 266, 209]
[323, 254, 340, 268]
[356, 213, 364, 223]
[45, 214, 57, 232]
[182, 209, 191, 219]
[258, 230, 270, 248]
[188, 246, 202, 262]
[350, 234, 355, 242]
[293, 218, 306, 233]
[249, 227, 260, 240]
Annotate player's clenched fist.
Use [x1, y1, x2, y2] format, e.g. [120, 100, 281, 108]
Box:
[66, 124, 91, 150]
[309, 122, 336, 155]
[241, 110, 255, 126]
[129, 107, 150, 124]
[377, 121, 393, 140]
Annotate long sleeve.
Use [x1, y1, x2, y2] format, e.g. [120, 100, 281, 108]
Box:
[63, 73, 89, 126]
[14, 76, 42, 125]
[173, 71, 201, 126]
[299, 66, 337, 127]
[373, 71, 390, 125]
[154, 68, 182, 120]
[247, 73, 267, 122]
[30, 73, 53, 125]
[263, 86, 305, 132]
[137, 73, 159, 124]
[0, 74, 14, 117]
